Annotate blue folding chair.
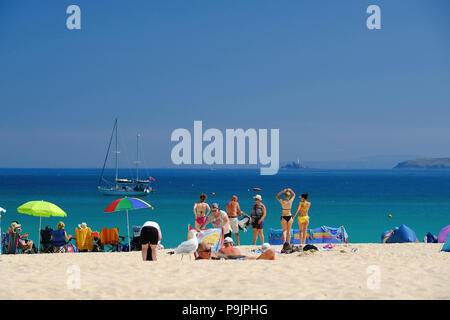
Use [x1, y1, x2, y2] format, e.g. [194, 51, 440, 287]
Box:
[51, 229, 69, 252]
[40, 227, 54, 253]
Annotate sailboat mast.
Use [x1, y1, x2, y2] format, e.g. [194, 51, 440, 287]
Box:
[136, 134, 141, 181]
[115, 118, 119, 189]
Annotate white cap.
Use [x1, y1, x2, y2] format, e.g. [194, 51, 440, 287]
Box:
[223, 237, 234, 244]
[261, 243, 271, 252]
[254, 194, 262, 201]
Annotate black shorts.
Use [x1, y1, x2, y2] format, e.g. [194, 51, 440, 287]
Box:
[140, 226, 159, 245]
[224, 231, 232, 239]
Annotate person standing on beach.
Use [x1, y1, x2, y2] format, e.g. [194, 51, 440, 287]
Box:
[293, 194, 311, 245]
[140, 221, 162, 261]
[276, 188, 295, 249]
[200, 203, 232, 238]
[251, 195, 266, 246]
[226, 195, 242, 245]
[193, 193, 211, 231]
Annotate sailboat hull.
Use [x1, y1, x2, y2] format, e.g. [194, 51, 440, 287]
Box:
[98, 187, 151, 196]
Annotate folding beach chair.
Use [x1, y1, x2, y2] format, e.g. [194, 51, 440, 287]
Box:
[51, 229, 69, 253]
[131, 226, 142, 251]
[2, 232, 21, 254]
[100, 228, 125, 252]
[75, 227, 94, 252]
[40, 227, 54, 253]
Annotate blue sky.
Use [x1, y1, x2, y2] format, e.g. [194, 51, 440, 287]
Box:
[0, 0, 449, 168]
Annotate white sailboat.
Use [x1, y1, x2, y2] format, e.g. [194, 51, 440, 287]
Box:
[97, 119, 152, 196]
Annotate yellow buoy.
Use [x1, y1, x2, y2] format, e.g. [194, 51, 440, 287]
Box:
[212, 192, 215, 195]
[388, 214, 392, 218]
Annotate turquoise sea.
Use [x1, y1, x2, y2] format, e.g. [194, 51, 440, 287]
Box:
[0, 168, 449, 248]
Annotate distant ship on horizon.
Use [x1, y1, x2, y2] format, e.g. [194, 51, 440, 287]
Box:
[281, 158, 308, 169]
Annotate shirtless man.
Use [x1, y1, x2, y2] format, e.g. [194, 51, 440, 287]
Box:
[219, 237, 242, 256]
[226, 195, 242, 245]
[293, 193, 311, 245]
[193, 193, 211, 231]
[245, 243, 276, 260]
[196, 242, 220, 260]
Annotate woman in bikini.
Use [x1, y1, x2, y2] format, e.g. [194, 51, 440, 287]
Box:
[193, 193, 211, 231]
[293, 193, 311, 245]
[276, 188, 295, 249]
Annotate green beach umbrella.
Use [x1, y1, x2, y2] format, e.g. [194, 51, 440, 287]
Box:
[17, 200, 67, 250]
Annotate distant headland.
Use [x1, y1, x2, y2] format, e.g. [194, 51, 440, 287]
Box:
[281, 161, 308, 169]
[393, 158, 450, 169]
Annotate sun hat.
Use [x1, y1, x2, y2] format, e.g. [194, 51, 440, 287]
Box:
[211, 203, 219, 209]
[261, 243, 271, 252]
[223, 237, 234, 244]
[10, 222, 21, 231]
[253, 194, 262, 201]
[78, 222, 88, 229]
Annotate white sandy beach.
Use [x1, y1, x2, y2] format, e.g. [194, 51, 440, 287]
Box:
[0, 243, 449, 300]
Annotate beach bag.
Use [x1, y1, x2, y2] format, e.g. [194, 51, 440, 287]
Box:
[425, 232, 438, 243]
[303, 244, 318, 252]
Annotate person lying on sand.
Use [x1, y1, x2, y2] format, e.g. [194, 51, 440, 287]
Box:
[196, 242, 220, 260]
[219, 237, 242, 256]
[245, 243, 276, 260]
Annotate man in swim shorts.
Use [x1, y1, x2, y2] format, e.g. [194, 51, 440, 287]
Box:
[140, 221, 162, 261]
[226, 195, 243, 245]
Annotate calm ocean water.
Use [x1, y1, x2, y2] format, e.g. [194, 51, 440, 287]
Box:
[0, 168, 449, 248]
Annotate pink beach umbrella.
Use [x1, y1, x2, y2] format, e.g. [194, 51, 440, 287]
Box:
[438, 225, 450, 243]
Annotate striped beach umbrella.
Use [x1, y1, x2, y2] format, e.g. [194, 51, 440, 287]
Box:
[104, 197, 154, 251]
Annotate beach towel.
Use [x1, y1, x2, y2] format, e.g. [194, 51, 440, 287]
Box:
[188, 225, 224, 258]
[441, 233, 450, 252]
[100, 228, 119, 245]
[268, 226, 348, 245]
[75, 227, 94, 251]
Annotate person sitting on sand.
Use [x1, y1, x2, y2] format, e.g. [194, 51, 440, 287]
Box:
[245, 243, 276, 260]
[140, 221, 162, 261]
[276, 188, 296, 250]
[200, 203, 232, 238]
[193, 193, 211, 231]
[226, 195, 243, 245]
[8, 221, 34, 253]
[293, 193, 311, 245]
[219, 237, 242, 256]
[196, 242, 220, 260]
